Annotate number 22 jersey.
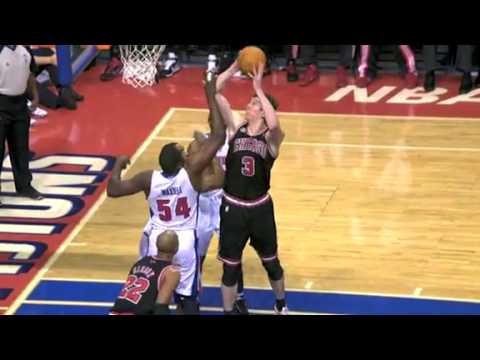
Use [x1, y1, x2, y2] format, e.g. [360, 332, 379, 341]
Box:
[111, 257, 175, 315]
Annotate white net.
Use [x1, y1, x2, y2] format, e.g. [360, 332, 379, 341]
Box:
[119, 45, 166, 88]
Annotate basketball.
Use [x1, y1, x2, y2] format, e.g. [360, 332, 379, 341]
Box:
[238, 46, 267, 75]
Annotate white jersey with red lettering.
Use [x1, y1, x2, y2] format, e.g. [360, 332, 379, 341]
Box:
[140, 168, 200, 297]
[145, 168, 199, 231]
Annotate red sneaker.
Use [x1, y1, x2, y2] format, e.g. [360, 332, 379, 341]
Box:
[300, 64, 319, 87]
[336, 66, 348, 88]
[355, 76, 369, 88]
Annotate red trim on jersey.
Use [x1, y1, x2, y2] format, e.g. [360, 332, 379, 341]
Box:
[223, 192, 271, 208]
[217, 254, 241, 266]
[261, 254, 278, 262]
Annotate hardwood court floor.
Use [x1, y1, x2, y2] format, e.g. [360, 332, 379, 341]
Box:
[45, 108, 480, 301]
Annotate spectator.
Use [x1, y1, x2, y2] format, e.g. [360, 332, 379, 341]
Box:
[157, 46, 182, 79]
[285, 45, 356, 88]
[30, 46, 83, 110]
[424, 45, 480, 93]
[100, 45, 123, 82]
[285, 45, 319, 86]
[356, 45, 418, 89]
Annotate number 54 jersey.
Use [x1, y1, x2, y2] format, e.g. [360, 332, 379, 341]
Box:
[146, 168, 199, 231]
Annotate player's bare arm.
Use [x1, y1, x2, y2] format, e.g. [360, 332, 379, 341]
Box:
[192, 130, 225, 191]
[252, 64, 285, 158]
[186, 75, 226, 191]
[154, 267, 180, 315]
[107, 156, 152, 198]
[215, 60, 245, 139]
[199, 158, 225, 192]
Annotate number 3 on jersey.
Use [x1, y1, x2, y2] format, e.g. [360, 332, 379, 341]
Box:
[157, 197, 191, 221]
[241, 156, 255, 177]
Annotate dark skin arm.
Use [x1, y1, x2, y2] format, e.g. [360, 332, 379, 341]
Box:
[107, 155, 152, 198]
[191, 130, 225, 192]
[186, 75, 226, 192]
[199, 157, 225, 192]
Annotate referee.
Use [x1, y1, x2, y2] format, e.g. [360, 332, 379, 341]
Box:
[0, 45, 42, 201]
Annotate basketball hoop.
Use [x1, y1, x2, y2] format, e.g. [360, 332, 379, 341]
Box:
[119, 45, 166, 88]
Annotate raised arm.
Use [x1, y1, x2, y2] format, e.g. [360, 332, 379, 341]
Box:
[107, 155, 152, 198]
[216, 59, 239, 92]
[252, 64, 285, 158]
[186, 75, 226, 182]
[215, 60, 245, 139]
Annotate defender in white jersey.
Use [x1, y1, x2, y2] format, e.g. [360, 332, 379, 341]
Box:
[197, 132, 228, 263]
[196, 131, 249, 315]
[107, 75, 226, 314]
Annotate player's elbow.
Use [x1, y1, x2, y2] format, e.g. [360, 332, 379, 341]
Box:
[209, 130, 226, 144]
[107, 183, 122, 198]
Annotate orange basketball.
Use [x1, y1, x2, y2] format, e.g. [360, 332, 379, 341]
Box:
[238, 46, 267, 75]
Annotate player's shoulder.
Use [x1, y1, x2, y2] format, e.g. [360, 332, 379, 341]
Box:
[165, 264, 181, 275]
[164, 265, 181, 281]
[166, 264, 181, 274]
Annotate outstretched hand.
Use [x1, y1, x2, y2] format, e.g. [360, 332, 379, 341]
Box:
[250, 62, 265, 93]
[115, 155, 131, 170]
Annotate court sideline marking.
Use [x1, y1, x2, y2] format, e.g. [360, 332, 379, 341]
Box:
[21, 299, 322, 315]
[173, 107, 480, 122]
[40, 277, 480, 304]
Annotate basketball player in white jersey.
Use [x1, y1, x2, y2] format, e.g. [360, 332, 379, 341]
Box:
[107, 76, 226, 314]
[196, 130, 228, 267]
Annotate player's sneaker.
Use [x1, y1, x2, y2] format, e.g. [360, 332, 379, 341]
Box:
[28, 101, 48, 118]
[300, 64, 319, 87]
[355, 76, 369, 88]
[233, 298, 249, 315]
[207, 54, 218, 74]
[274, 305, 289, 315]
[100, 56, 123, 82]
[459, 72, 473, 94]
[59, 88, 77, 110]
[158, 52, 182, 79]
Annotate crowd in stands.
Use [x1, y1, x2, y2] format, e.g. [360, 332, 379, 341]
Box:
[29, 45, 480, 123]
